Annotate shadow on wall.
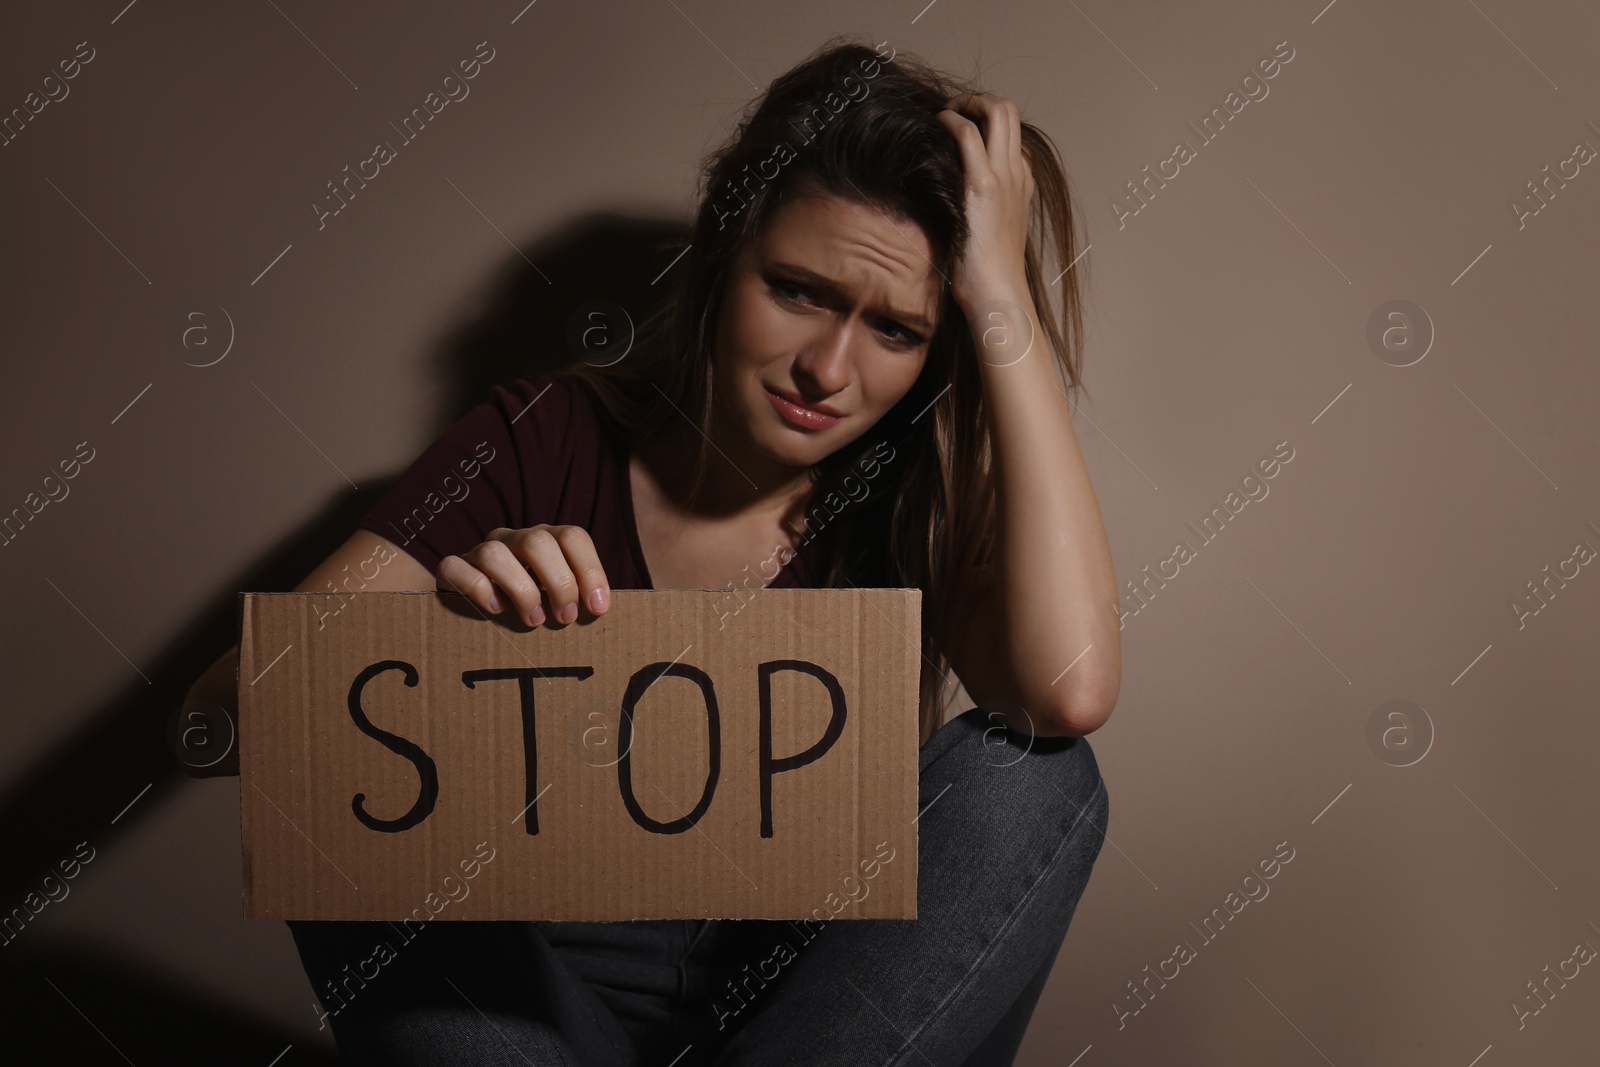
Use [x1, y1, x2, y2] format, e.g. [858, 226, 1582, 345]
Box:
[429, 212, 691, 435]
[0, 213, 691, 1054]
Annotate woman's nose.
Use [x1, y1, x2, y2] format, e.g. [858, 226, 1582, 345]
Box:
[793, 319, 855, 392]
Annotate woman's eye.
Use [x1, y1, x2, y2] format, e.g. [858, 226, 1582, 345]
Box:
[876, 320, 925, 348]
[769, 279, 812, 305]
[768, 278, 921, 347]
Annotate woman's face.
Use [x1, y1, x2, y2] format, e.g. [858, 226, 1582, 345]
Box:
[711, 193, 941, 470]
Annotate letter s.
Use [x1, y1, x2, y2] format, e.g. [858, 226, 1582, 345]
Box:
[474, 40, 496, 63]
[348, 660, 440, 833]
[1272, 40, 1295, 63]
[1272, 440, 1295, 463]
[74, 41, 97, 63]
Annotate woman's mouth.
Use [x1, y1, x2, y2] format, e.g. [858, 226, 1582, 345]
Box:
[764, 387, 842, 431]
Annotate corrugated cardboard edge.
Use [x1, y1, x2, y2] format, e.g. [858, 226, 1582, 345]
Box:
[236, 591, 250, 918]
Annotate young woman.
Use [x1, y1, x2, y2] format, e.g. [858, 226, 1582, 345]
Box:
[187, 35, 1118, 1066]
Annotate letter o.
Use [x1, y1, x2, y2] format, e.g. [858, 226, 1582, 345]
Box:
[616, 662, 722, 834]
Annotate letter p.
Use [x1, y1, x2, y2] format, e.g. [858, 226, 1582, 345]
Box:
[757, 660, 848, 838]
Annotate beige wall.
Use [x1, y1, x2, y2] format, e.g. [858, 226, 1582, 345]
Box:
[3, 0, 1597, 1062]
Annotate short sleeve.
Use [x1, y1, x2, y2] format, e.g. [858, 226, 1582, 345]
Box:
[356, 375, 579, 574]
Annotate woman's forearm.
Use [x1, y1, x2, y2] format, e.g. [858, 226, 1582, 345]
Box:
[968, 289, 1122, 734]
[180, 644, 241, 777]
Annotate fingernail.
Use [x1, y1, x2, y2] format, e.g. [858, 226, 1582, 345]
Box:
[487, 592, 505, 612]
[589, 587, 609, 613]
[560, 602, 578, 624]
[528, 604, 545, 626]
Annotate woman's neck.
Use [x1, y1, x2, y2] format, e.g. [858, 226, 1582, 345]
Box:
[639, 409, 817, 533]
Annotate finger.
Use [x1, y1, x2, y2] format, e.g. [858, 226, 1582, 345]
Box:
[934, 108, 993, 186]
[994, 99, 1021, 171]
[945, 92, 1017, 169]
[954, 95, 1030, 199]
[502, 527, 585, 625]
[549, 525, 612, 618]
[436, 553, 515, 618]
[473, 538, 549, 626]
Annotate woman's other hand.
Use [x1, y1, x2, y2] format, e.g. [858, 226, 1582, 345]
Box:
[437, 526, 612, 627]
[934, 92, 1036, 311]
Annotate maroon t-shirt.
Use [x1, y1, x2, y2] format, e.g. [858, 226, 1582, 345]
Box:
[356, 373, 821, 591]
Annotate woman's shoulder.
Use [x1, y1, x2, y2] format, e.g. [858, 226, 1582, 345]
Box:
[490, 371, 579, 426]
[486, 370, 618, 453]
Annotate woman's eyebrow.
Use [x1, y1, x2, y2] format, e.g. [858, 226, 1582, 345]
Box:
[767, 261, 934, 334]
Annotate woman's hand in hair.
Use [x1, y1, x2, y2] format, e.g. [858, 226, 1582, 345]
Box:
[935, 92, 1036, 310]
[437, 526, 612, 628]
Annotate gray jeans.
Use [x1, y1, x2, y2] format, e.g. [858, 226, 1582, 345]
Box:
[289, 706, 1110, 1065]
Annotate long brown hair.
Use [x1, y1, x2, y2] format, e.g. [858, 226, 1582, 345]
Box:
[559, 34, 1089, 744]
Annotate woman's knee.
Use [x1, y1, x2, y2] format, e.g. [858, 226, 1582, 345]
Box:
[924, 705, 1110, 848]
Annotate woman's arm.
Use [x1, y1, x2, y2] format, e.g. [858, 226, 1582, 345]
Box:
[950, 317, 1123, 738]
[937, 93, 1122, 738]
[181, 529, 435, 778]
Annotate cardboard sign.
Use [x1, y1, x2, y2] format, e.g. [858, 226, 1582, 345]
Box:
[238, 589, 920, 921]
